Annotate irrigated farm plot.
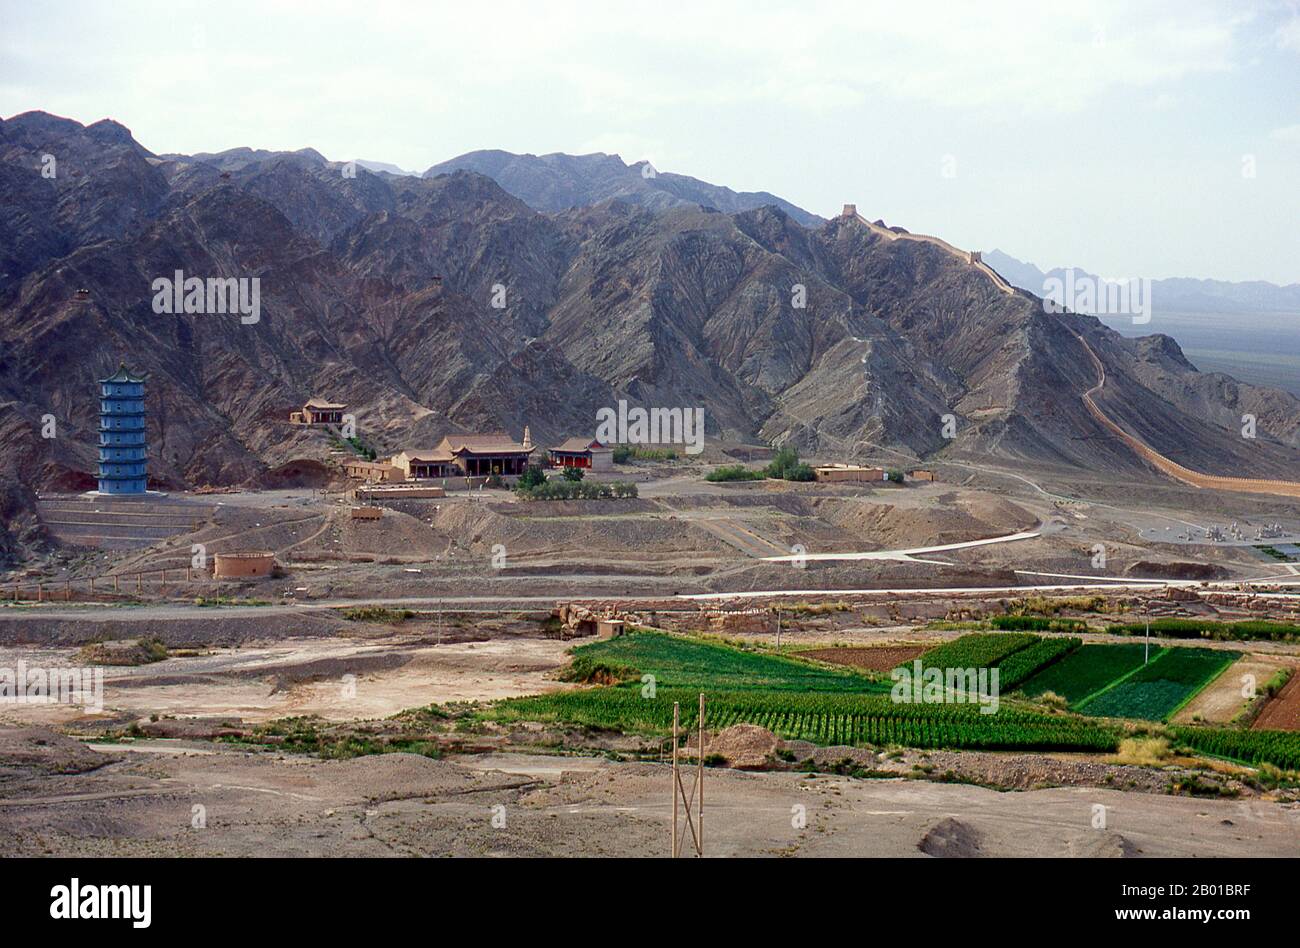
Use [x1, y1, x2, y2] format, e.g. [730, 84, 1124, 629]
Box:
[492, 632, 1300, 772]
[1019, 644, 1149, 705]
[1079, 647, 1239, 722]
[1172, 726, 1300, 770]
[995, 637, 1082, 690]
[1254, 671, 1300, 731]
[570, 630, 891, 693]
[908, 633, 1037, 673]
[494, 688, 1121, 753]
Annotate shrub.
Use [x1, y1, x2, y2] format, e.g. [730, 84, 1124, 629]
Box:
[343, 606, 414, 623]
[517, 464, 548, 490]
[561, 466, 585, 482]
[706, 464, 764, 482]
[1111, 736, 1171, 766]
[763, 447, 817, 481]
[516, 480, 638, 501]
[1104, 618, 1300, 642]
[613, 445, 677, 463]
[991, 615, 1088, 634]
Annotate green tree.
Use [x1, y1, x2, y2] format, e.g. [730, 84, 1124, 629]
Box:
[518, 464, 548, 490]
[561, 466, 585, 482]
[766, 445, 814, 481]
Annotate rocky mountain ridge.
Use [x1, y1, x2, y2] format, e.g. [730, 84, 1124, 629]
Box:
[2, 110, 1299, 563]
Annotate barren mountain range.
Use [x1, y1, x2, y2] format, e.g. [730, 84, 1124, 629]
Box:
[2, 111, 1299, 563]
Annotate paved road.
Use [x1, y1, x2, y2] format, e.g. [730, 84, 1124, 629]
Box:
[5, 573, 1300, 624]
[762, 529, 1041, 563]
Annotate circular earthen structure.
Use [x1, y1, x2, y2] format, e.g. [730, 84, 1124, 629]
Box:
[212, 551, 276, 579]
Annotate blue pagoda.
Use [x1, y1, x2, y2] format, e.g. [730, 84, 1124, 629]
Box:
[97, 364, 148, 494]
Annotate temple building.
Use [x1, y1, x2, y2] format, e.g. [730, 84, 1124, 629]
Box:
[290, 398, 347, 425]
[389, 429, 535, 480]
[548, 437, 614, 472]
[97, 364, 147, 494]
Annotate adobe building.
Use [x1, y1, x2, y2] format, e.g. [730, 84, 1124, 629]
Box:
[908, 469, 937, 482]
[290, 398, 347, 425]
[814, 464, 885, 483]
[391, 429, 535, 479]
[548, 437, 614, 472]
[212, 551, 275, 579]
[342, 458, 399, 482]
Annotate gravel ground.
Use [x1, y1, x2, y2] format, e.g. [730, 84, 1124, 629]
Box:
[3, 732, 1297, 857]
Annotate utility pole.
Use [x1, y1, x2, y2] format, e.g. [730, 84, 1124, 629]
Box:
[670, 694, 705, 857]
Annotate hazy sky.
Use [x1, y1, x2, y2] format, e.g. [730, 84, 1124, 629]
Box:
[2, 0, 1297, 283]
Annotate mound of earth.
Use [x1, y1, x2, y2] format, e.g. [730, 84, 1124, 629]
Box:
[919, 817, 985, 857]
[684, 724, 780, 769]
[76, 638, 168, 666]
[0, 727, 119, 780]
[1067, 832, 1140, 857]
[1127, 561, 1227, 580]
[137, 717, 248, 739]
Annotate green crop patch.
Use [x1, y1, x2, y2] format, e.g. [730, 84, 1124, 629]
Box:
[906, 633, 1038, 674]
[1104, 618, 1300, 643]
[1078, 647, 1239, 721]
[1019, 643, 1149, 705]
[996, 637, 1082, 691]
[567, 630, 890, 694]
[492, 687, 1121, 753]
[1171, 726, 1300, 771]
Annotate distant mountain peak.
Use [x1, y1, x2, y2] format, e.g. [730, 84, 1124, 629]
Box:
[424, 148, 824, 227]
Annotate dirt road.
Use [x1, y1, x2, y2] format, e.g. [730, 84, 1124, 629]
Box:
[1070, 327, 1300, 499]
[2, 739, 1295, 857]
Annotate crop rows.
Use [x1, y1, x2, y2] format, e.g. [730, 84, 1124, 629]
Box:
[571, 630, 890, 693]
[1079, 647, 1238, 721]
[1171, 726, 1300, 771]
[996, 637, 1082, 690]
[1105, 618, 1300, 642]
[494, 688, 1120, 752]
[907, 633, 1038, 673]
[1019, 643, 1150, 705]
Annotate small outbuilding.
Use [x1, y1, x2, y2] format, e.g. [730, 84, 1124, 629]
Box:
[342, 459, 399, 482]
[548, 437, 614, 472]
[813, 464, 885, 483]
[291, 399, 347, 425]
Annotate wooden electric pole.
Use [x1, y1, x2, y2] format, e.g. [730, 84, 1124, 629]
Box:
[670, 694, 705, 857]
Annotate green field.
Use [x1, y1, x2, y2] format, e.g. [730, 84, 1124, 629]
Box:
[995, 637, 1082, 690]
[1104, 618, 1300, 643]
[493, 687, 1120, 753]
[906, 633, 1038, 673]
[1078, 647, 1239, 722]
[487, 632, 1300, 772]
[567, 630, 891, 693]
[1018, 643, 1150, 704]
[1171, 726, 1300, 771]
